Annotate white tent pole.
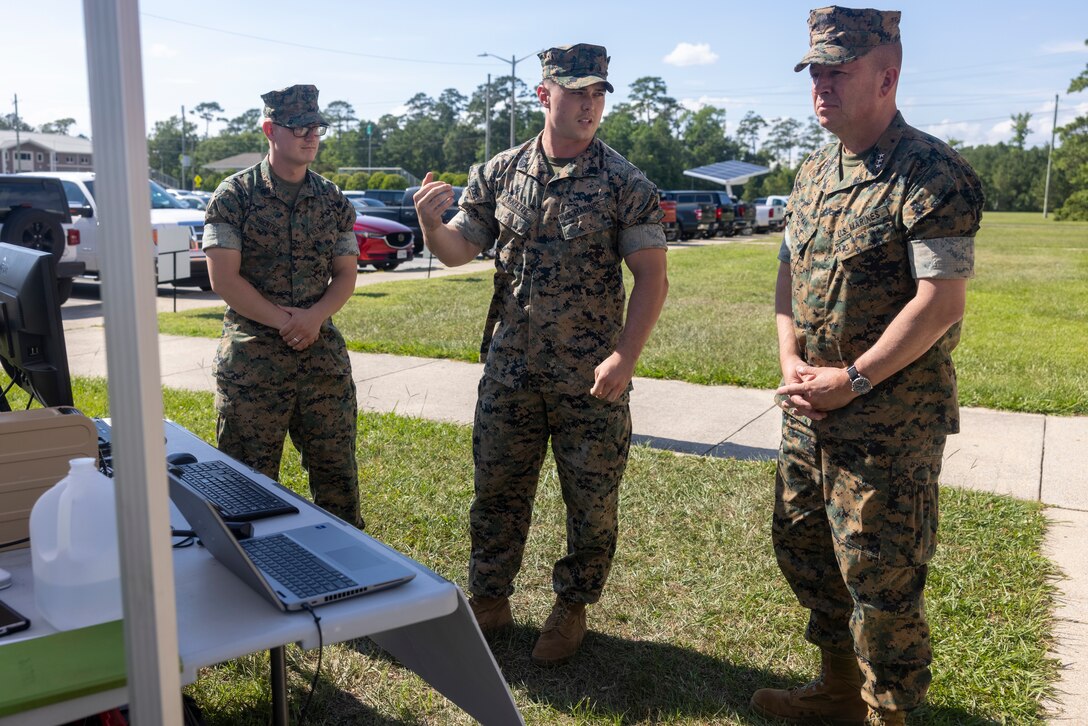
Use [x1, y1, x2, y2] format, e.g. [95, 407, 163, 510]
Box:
[82, 1, 183, 723]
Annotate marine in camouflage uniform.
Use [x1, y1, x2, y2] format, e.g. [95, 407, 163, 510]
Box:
[413, 44, 669, 665]
[752, 7, 984, 723]
[202, 85, 362, 528]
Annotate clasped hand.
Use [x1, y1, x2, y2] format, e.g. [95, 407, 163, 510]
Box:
[775, 364, 857, 420]
[278, 306, 322, 351]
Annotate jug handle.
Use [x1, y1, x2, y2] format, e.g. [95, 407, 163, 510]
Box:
[57, 478, 72, 553]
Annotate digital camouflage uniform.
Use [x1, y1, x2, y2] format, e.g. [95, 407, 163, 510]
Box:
[777, 107, 983, 711]
[450, 113, 666, 603]
[202, 85, 362, 527]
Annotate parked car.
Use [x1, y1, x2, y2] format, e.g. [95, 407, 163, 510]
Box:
[360, 187, 462, 255]
[357, 189, 410, 205]
[22, 172, 209, 289]
[728, 195, 757, 236]
[704, 191, 742, 237]
[0, 174, 85, 303]
[659, 197, 679, 242]
[347, 197, 387, 212]
[172, 191, 207, 210]
[660, 191, 715, 240]
[354, 214, 414, 271]
[753, 196, 787, 233]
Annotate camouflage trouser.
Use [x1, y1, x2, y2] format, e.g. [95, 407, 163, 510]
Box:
[215, 373, 362, 528]
[774, 412, 945, 712]
[469, 375, 632, 604]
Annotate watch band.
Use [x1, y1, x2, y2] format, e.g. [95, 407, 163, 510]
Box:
[846, 365, 872, 395]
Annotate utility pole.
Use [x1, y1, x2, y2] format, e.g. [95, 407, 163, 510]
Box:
[508, 56, 516, 149]
[1043, 93, 1059, 219]
[366, 122, 372, 170]
[180, 104, 187, 190]
[484, 74, 491, 161]
[479, 51, 537, 149]
[13, 94, 23, 172]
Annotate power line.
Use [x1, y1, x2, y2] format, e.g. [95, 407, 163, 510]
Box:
[914, 114, 1013, 126]
[142, 13, 494, 67]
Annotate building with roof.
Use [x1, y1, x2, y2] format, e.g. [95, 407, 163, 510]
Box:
[202, 152, 264, 173]
[0, 130, 94, 173]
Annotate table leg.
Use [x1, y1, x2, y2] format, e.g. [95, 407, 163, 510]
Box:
[369, 590, 523, 725]
[270, 646, 288, 726]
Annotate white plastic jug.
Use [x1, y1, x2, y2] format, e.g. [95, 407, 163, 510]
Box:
[29, 457, 123, 630]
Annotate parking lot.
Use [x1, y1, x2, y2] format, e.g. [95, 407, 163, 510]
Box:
[59, 254, 497, 324]
[59, 233, 771, 325]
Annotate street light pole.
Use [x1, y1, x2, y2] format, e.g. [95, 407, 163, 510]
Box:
[1043, 93, 1060, 219]
[484, 73, 491, 161]
[479, 50, 537, 149]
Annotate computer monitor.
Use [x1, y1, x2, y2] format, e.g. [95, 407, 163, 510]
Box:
[0, 242, 73, 411]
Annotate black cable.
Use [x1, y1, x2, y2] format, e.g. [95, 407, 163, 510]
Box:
[296, 604, 323, 726]
[0, 536, 30, 549]
[170, 529, 196, 548]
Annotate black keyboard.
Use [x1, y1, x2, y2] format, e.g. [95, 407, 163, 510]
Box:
[95, 418, 114, 476]
[173, 460, 299, 522]
[95, 418, 298, 522]
[241, 534, 357, 598]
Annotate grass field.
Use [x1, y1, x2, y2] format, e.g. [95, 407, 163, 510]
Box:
[35, 378, 1054, 725]
[158, 212, 1088, 414]
[1, 211, 1074, 722]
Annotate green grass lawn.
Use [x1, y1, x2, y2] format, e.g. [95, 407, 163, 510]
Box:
[49, 378, 1055, 725]
[157, 212, 1088, 415]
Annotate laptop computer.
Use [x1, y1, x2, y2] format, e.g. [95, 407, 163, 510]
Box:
[168, 469, 415, 611]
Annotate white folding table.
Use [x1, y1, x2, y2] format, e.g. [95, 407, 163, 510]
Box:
[0, 420, 523, 725]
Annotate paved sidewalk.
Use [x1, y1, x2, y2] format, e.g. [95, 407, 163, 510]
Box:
[59, 260, 1087, 722]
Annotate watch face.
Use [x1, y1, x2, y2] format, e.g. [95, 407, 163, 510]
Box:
[851, 377, 872, 394]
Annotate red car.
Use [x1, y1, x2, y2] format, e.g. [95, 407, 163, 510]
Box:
[354, 213, 414, 271]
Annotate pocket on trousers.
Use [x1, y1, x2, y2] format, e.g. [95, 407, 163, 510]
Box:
[826, 441, 942, 568]
[879, 452, 942, 567]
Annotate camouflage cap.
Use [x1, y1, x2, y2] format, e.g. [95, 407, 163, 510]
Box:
[539, 43, 614, 93]
[261, 84, 330, 127]
[794, 6, 901, 72]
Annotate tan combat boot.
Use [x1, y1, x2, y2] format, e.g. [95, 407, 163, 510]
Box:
[865, 707, 907, 725]
[750, 649, 868, 724]
[530, 598, 587, 666]
[468, 595, 513, 635]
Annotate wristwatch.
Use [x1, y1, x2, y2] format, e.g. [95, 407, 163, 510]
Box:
[846, 365, 872, 395]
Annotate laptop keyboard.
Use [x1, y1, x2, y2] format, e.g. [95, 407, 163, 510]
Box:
[242, 534, 358, 599]
[173, 461, 300, 521]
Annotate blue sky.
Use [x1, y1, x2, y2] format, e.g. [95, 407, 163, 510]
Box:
[5, 0, 1087, 149]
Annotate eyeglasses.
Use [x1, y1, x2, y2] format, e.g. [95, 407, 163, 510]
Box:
[277, 124, 328, 138]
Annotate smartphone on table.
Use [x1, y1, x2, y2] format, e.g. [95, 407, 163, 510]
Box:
[0, 598, 31, 637]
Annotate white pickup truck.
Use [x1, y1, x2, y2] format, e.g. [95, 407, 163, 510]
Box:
[21, 171, 209, 289]
[753, 195, 788, 233]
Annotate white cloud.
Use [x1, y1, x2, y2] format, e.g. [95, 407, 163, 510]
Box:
[986, 118, 1016, 145]
[149, 43, 178, 59]
[663, 42, 719, 67]
[679, 95, 732, 111]
[1040, 40, 1088, 55]
[919, 120, 985, 146]
[920, 97, 1088, 148]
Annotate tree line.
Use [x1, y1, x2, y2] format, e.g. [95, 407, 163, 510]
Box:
[6, 55, 1087, 219]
